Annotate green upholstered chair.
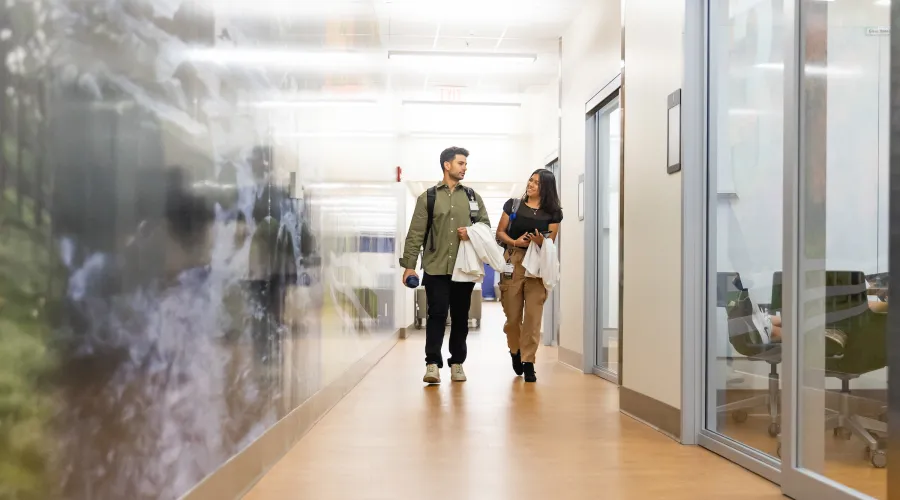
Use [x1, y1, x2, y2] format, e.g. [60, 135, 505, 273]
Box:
[771, 271, 887, 467]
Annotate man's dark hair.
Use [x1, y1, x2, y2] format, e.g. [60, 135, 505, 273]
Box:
[439, 146, 469, 171]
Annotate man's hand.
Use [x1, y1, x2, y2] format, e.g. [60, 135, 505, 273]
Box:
[457, 227, 470, 241]
[402, 268, 419, 286]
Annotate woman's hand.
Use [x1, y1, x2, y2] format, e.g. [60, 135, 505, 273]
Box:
[513, 234, 530, 248]
[528, 230, 545, 246]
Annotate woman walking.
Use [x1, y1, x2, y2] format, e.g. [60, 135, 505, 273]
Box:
[495, 169, 562, 382]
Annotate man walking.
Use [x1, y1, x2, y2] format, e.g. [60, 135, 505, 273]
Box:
[400, 147, 490, 384]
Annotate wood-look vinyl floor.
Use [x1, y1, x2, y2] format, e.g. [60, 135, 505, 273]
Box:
[244, 304, 783, 500]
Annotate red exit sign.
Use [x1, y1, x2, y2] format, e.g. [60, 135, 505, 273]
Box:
[439, 87, 462, 102]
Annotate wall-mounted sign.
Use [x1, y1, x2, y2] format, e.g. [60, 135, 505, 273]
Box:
[866, 27, 890, 36]
[439, 87, 463, 101]
[667, 89, 682, 175]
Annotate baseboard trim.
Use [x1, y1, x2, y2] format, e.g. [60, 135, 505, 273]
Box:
[558, 346, 584, 371]
[620, 386, 682, 441]
[180, 329, 402, 500]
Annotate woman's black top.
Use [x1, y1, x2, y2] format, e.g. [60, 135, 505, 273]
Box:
[503, 198, 563, 240]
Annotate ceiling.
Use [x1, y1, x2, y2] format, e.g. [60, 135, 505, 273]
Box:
[208, 0, 585, 94]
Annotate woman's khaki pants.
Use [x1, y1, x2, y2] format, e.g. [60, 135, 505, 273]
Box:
[499, 247, 548, 363]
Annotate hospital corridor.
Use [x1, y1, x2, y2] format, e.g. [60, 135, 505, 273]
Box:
[1, 0, 899, 499]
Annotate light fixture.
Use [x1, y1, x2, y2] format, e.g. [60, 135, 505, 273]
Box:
[408, 132, 511, 139]
[875, 0, 891, 6]
[402, 100, 521, 108]
[389, 50, 536, 62]
[276, 131, 396, 138]
[185, 47, 377, 70]
[243, 99, 379, 108]
[387, 51, 536, 72]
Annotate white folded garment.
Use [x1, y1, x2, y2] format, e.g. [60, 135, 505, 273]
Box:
[523, 239, 560, 290]
[452, 223, 506, 283]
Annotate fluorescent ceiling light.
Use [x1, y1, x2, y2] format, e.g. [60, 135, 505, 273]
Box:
[876, 0, 890, 5]
[201, 0, 372, 18]
[244, 99, 378, 108]
[185, 47, 376, 69]
[308, 183, 393, 190]
[277, 131, 396, 138]
[402, 100, 521, 108]
[387, 51, 536, 73]
[409, 132, 510, 139]
[389, 50, 536, 63]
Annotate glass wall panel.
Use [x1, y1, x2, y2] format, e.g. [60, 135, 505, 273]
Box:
[595, 97, 620, 376]
[795, 1, 889, 497]
[0, 3, 402, 498]
[705, 0, 785, 458]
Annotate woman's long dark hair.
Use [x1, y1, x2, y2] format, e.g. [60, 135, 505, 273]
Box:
[523, 168, 562, 218]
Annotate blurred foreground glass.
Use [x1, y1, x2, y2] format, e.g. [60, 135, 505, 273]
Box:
[0, 2, 397, 498]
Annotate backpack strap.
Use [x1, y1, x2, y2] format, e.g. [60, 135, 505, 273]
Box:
[506, 197, 522, 237]
[497, 197, 523, 249]
[422, 187, 437, 258]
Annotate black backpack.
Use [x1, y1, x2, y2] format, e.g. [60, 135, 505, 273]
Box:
[422, 186, 480, 255]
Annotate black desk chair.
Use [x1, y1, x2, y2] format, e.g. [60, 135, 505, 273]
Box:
[717, 272, 781, 438]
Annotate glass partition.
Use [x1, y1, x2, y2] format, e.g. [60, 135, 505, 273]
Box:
[788, 0, 890, 498]
[0, 3, 401, 498]
[704, 0, 785, 460]
[698, 0, 894, 498]
[596, 97, 621, 377]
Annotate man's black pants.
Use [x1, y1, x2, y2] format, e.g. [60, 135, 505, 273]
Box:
[423, 273, 476, 367]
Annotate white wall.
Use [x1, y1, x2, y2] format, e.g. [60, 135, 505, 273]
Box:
[525, 84, 560, 166]
[558, 0, 622, 358]
[620, 0, 685, 410]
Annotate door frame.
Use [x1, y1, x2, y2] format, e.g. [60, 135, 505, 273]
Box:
[583, 75, 622, 382]
[543, 157, 562, 346]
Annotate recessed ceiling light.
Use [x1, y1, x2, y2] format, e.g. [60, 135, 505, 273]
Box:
[388, 50, 537, 66]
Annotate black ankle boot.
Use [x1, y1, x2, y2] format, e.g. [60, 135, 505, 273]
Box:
[523, 362, 536, 383]
[510, 350, 524, 376]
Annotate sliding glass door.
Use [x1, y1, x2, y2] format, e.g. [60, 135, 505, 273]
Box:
[584, 83, 621, 382]
[595, 96, 621, 378]
[781, 0, 890, 498]
[696, 0, 893, 498]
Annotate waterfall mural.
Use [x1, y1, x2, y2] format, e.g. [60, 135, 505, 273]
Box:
[0, 1, 398, 499]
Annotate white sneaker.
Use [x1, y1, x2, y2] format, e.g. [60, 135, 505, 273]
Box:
[450, 364, 467, 382]
[423, 364, 441, 384]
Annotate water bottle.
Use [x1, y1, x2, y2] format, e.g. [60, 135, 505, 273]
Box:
[405, 275, 420, 289]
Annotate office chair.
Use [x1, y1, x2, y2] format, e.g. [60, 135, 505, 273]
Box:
[717, 272, 781, 438]
[771, 271, 887, 467]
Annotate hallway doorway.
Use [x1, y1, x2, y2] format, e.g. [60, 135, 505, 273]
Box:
[584, 77, 621, 383]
